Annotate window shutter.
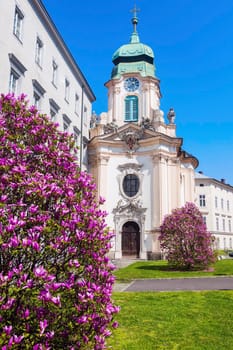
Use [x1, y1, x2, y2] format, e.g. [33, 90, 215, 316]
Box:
[125, 96, 138, 121]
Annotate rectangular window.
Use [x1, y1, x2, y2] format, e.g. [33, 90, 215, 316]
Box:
[229, 220, 232, 233]
[33, 91, 40, 109]
[215, 196, 218, 209]
[49, 98, 60, 122]
[52, 60, 58, 86]
[63, 114, 71, 132]
[199, 194, 206, 207]
[35, 37, 43, 67]
[202, 216, 207, 225]
[221, 198, 224, 210]
[65, 79, 70, 102]
[13, 6, 24, 41]
[216, 217, 219, 231]
[32, 79, 46, 111]
[125, 95, 138, 121]
[9, 69, 19, 94]
[75, 94, 79, 115]
[227, 200, 230, 211]
[8, 54, 27, 95]
[84, 106, 87, 125]
[73, 127, 80, 147]
[223, 218, 225, 232]
[223, 237, 226, 249]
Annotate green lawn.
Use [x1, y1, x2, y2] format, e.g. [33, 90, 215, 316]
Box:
[114, 259, 233, 280]
[108, 291, 233, 350]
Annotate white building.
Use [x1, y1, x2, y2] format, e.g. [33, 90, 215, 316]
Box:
[1, 2, 231, 257]
[195, 172, 233, 251]
[0, 0, 95, 168]
[88, 10, 198, 259]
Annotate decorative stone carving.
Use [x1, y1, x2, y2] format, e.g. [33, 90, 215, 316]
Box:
[140, 117, 155, 131]
[113, 197, 147, 221]
[167, 108, 176, 124]
[118, 127, 144, 152]
[152, 109, 164, 123]
[90, 112, 98, 128]
[118, 163, 143, 173]
[97, 155, 110, 165]
[115, 197, 143, 213]
[113, 87, 121, 94]
[103, 122, 118, 134]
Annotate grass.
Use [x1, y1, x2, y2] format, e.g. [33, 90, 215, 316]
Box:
[114, 259, 233, 281]
[108, 291, 233, 350]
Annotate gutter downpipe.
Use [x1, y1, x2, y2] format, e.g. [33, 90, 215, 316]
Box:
[80, 85, 84, 171]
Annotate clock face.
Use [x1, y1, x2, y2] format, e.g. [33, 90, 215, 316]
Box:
[124, 77, 140, 92]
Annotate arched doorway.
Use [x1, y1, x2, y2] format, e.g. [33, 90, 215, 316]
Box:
[122, 221, 140, 258]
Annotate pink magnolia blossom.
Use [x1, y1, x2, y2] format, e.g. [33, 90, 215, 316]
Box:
[0, 93, 118, 349]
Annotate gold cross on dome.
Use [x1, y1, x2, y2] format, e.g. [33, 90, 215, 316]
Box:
[130, 4, 140, 18]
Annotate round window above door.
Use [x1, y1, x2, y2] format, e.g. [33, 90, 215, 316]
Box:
[123, 174, 139, 197]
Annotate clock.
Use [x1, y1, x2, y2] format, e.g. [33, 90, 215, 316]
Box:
[124, 77, 139, 92]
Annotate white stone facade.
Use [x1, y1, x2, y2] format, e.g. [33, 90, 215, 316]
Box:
[195, 172, 233, 251]
[0, 0, 95, 168]
[88, 20, 199, 259]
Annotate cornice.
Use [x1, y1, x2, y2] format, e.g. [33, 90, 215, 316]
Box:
[30, 0, 96, 102]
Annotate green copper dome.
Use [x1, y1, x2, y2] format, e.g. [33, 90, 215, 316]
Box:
[111, 11, 155, 79]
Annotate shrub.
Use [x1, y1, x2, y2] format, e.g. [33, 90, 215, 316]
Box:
[0, 94, 119, 349]
[159, 202, 215, 270]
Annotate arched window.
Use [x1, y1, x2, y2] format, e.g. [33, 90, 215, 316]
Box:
[125, 95, 138, 122]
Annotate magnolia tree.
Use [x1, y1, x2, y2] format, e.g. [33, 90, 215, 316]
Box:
[159, 202, 215, 270]
[0, 94, 119, 349]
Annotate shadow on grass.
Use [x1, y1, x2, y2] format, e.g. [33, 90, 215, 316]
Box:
[135, 264, 214, 273]
[135, 265, 175, 272]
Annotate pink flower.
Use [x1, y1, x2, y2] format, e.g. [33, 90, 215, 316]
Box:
[40, 319, 48, 335]
[34, 266, 47, 278]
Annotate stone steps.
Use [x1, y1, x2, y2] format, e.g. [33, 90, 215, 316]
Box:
[112, 258, 144, 269]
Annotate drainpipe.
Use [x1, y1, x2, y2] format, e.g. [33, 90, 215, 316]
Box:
[79, 85, 84, 170]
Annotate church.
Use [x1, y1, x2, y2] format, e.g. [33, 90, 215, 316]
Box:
[88, 9, 199, 260]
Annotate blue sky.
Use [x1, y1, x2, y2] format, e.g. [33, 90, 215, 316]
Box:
[42, 0, 233, 184]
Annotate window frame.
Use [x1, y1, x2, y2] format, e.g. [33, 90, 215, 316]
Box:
[9, 69, 20, 94]
[49, 98, 60, 121]
[123, 174, 140, 198]
[65, 78, 70, 103]
[35, 36, 43, 67]
[216, 217, 219, 231]
[73, 126, 80, 147]
[63, 114, 71, 132]
[199, 194, 206, 207]
[52, 60, 58, 87]
[13, 6, 24, 41]
[8, 53, 27, 95]
[125, 95, 138, 122]
[75, 93, 80, 115]
[32, 79, 46, 111]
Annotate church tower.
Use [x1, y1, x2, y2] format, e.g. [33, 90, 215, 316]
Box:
[89, 8, 198, 260]
[106, 7, 162, 127]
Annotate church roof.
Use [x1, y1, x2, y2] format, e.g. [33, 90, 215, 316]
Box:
[111, 8, 155, 79]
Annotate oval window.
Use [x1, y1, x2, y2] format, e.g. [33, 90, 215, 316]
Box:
[123, 174, 139, 197]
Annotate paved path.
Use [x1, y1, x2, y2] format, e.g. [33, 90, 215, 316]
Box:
[114, 277, 233, 292]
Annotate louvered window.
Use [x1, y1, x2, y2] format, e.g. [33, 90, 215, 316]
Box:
[125, 96, 138, 122]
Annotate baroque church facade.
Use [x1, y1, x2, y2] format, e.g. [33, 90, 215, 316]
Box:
[88, 12, 198, 260]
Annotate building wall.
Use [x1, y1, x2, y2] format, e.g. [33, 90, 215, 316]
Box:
[89, 128, 197, 259]
[0, 0, 95, 168]
[105, 74, 161, 125]
[195, 173, 233, 250]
